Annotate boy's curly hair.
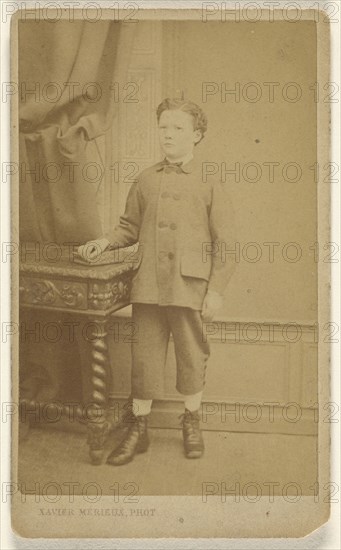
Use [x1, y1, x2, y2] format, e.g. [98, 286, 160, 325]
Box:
[156, 98, 208, 144]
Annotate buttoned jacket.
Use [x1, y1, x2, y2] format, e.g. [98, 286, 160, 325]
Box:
[105, 157, 236, 309]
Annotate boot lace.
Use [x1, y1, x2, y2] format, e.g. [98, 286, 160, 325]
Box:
[179, 410, 200, 443]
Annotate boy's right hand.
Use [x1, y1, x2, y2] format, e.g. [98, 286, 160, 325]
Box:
[76, 238, 110, 262]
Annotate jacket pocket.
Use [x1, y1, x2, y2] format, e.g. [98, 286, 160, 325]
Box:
[180, 249, 211, 282]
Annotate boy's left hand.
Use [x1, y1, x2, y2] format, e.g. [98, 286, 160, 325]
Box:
[201, 290, 223, 322]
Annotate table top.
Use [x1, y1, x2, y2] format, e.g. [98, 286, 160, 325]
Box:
[19, 245, 136, 314]
[19, 245, 137, 281]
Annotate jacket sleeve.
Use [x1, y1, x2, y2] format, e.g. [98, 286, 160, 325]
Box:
[102, 180, 143, 249]
[207, 181, 237, 295]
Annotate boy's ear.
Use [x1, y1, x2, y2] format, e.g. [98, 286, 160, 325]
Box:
[193, 129, 202, 144]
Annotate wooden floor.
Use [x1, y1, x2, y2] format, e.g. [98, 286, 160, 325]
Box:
[17, 426, 317, 497]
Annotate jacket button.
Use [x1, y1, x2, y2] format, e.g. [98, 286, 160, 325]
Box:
[158, 221, 167, 228]
[168, 252, 174, 260]
[170, 223, 177, 230]
[173, 193, 180, 200]
[161, 192, 169, 199]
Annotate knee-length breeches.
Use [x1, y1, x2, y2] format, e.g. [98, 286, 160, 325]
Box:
[131, 303, 210, 399]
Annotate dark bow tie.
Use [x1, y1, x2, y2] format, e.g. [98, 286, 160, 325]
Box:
[161, 159, 183, 174]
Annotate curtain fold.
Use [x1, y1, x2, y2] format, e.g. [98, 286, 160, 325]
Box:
[18, 19, 137, 407]
[19, 19, 136, 243]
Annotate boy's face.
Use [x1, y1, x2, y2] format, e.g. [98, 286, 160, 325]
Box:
[158, 109, 202, 160]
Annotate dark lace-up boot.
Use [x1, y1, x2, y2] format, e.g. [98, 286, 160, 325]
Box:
[106, 414, 149, 466]
[180, 408, 204, 459]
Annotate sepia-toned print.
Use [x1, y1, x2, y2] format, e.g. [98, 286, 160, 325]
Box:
[8, 3, 333, 540]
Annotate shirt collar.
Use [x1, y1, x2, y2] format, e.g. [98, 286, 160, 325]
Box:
[156, 152, 196, 174]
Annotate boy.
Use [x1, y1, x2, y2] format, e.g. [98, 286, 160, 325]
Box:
[77, 98, 236, 465]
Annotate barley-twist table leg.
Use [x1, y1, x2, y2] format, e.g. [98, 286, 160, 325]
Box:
[86, 319, 110, 465]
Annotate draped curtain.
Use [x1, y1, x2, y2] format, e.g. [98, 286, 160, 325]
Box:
[19, 19, 136, 243]
[18, 18, 136, 407]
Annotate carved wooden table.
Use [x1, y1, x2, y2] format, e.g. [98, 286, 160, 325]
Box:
[19, 252, 135, 465]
